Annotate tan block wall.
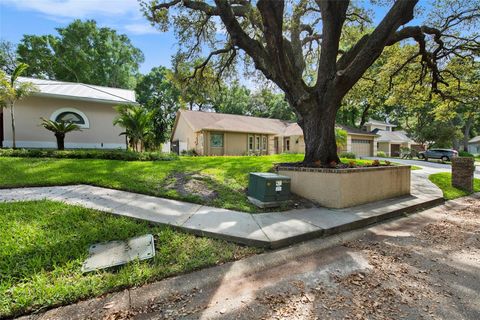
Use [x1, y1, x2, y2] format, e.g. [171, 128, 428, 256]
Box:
[278, 166, 411, 208]
[172, 115, 198, 152]
[225, 132, 248, 155]
[378, 142, 390, 155]
[3, 96, 125, 148]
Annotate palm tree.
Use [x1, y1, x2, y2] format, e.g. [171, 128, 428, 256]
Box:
[0, 64, 38, 148]
[335, 128, 348, 149]
[113, 104, 152, 152]
[40, 118, 81, 150]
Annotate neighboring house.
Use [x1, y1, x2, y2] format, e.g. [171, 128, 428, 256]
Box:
[468, 136, 480, 155]
[171, 110, 378, 156]
[1, 77, 136, 149]
[363, 119, 423, 157]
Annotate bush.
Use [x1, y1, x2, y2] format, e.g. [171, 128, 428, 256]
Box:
[376, 151, 387, 157]
[0, 148, 178, 161]
[181, 149, 199, 156]
[458, 151, 474, 158]
[339, 152, 356, 159]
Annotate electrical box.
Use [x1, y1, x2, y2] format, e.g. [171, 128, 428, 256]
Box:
[247, 172, 291, 207]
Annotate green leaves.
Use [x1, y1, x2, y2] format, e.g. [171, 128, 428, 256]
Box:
[40, 118, 81, 135]
[17, 20, 144, 89]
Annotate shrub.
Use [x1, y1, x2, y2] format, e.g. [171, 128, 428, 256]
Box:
[339, 152, 356, 159]
[458, 151, 474, 158]
[181, 149, 199, 156]
[0, 148, 178, 161]
[376, 151, 387, 157]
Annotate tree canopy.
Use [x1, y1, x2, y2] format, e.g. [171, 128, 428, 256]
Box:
[17, 20, 144, 89]
[141, 0, 480, 164]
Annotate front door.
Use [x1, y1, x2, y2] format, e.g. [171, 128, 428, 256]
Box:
[274, 137, 279, 154]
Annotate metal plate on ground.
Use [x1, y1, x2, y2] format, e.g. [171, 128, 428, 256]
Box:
[82, 234, 155, 272]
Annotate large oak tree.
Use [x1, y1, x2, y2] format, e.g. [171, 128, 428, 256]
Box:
[142, 0, 480, 164]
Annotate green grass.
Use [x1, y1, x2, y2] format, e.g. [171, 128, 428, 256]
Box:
[0, 154, 374, 212]
[0, 200, 260, 318]
[429, 172, 480, 200]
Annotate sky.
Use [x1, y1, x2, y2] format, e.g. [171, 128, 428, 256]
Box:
[0, 0, 178, 73]
[0, 0, 429, 75]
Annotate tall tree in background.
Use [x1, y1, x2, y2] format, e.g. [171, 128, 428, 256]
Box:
[0, 64, 38, 148]
[0, 40, 18, 74]
[136, 66, 181, 145]
[142, 0, 480, 165]
[17, 20, 144, 89]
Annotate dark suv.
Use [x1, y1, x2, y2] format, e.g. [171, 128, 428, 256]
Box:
[418, 149, 458, 162]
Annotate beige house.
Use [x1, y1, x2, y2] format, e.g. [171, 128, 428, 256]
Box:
[171, 110, 378, 156]
[363, 119, 423, 157]
[1, 77, 136, 149]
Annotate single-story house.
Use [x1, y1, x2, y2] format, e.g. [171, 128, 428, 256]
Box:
[1, 77, 136, 149]
[468, 136, 480, 155]
[170, 110, 378, 156]
[363, 119, 423, 157]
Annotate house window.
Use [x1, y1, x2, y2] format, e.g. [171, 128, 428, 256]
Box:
[210, 133, 224, 148]
[55, 112, 85, 124]
[256, 136, 260, 150]
[248, 136, 254, 151]
[262, 136, 267, 150]
[51, 108, 89, 129]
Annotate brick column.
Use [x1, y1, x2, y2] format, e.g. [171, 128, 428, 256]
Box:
[451, 157, 475, 192]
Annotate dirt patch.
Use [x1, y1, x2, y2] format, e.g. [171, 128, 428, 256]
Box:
[164, 172, 218, 202]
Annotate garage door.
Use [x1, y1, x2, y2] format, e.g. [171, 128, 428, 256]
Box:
[351, 139, 373, 156]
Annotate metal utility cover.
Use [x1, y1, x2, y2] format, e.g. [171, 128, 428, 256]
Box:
[82, 234, 155, 272]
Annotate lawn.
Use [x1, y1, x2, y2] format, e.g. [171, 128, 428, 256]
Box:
[0, 154, 375, 212]
[429, 172, 480, 200]
[0, 200, 260, 318]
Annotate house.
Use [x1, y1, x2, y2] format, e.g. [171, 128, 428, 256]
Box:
[363, 119, 423, 157]
[170, 110, 378, 156]
[1, 77, 136, 149]
[468, 136, 480, 155]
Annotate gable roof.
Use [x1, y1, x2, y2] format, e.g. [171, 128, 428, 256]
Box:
[365, 118, 397, 127]
[373, 129, 414, 143]
[469, 136, 480, 144]
[18, 77, 136, 104]
[176, 110, 377, 137]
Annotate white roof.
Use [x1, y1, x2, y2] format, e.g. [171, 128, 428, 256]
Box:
[469, 136, 480, 144]
[365, 118, 396, 127]
[18, 77, 136, 104]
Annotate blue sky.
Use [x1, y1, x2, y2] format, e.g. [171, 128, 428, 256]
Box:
[0, 1, 429, 75]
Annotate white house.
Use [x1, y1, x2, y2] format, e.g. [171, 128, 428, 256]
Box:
[1, 77, 136, 149]
[468, 136, 480, 155]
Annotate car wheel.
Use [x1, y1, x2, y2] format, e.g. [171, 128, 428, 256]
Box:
[418, 154, 424, 160]
[441, 156, 449, 162]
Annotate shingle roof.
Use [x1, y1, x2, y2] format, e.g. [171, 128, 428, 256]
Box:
[469, 136, 480, 143]
[18, 77, 136, 104]
[365, 118, 396, 127]
[178, 110, 377, 137]
[373, 129, 414, 143]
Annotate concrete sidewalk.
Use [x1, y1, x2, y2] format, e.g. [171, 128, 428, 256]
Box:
[0, 171, 443, 248]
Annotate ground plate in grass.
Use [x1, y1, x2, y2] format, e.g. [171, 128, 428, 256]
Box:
[82, 234, 155, 272]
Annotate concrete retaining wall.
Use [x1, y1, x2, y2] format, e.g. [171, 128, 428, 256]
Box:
[277, 165, 411, 208]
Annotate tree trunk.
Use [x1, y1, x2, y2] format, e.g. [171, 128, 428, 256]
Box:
[9, 102, 16, 149]
[298, 98, 340, 165]
[55, 133, 65, 150]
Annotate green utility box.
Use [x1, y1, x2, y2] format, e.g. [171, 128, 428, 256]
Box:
[247, 172, 291, 208]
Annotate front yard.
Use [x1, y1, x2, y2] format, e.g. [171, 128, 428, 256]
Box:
[0, 200, 260, 318]
[429, 172, 480, 200]
[0, 154, 374, 212]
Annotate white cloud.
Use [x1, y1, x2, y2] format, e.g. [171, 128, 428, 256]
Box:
[124, 22, 158, 35]
[1, 0, 141, 19]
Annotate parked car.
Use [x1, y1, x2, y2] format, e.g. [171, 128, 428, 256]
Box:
[418, 149, 458, 161]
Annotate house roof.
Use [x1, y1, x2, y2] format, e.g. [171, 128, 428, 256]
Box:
[177, 110, 377, 137]
[373, 129, 414, 143]
[469, 136, 480, 144]
[365, 118, 397, 127]
[17, 77, 136, 104]
[337, 124, 377, 136]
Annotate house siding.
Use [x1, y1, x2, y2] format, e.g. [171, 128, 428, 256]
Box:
[2, 96, 125, 149]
